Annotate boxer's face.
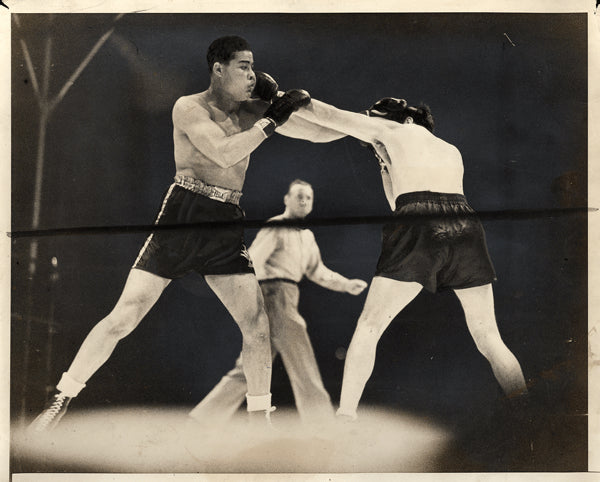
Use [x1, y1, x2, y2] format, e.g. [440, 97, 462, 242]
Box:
[284, 184, 314, 219]
[219, 50, 256, 101]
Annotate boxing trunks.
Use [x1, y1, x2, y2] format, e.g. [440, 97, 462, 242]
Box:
[133, 176, 254, 278]
[375, 191, 497, 292]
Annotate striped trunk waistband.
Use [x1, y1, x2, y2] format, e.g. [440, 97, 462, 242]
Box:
[174, 175, 243, 205]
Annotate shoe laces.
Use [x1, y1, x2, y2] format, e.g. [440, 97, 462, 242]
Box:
[37, 395, 67, 428]
[265, 405, 276, 420]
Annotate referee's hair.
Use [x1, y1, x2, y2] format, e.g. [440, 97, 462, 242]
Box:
[287, 179, 312, 193]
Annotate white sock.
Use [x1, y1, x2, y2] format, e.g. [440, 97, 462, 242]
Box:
[56, 372, 86, 397]
[246, 393, 272, 412]
[336, 408, 357, 420]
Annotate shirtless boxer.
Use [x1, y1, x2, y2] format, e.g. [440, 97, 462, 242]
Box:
[284, 97, 528, 420]
[189, 179, 367, 426]
[28, 35, 311, 432]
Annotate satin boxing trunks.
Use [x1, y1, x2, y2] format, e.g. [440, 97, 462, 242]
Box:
[375, 191, 497, 292]
[133, 176, 254, 278]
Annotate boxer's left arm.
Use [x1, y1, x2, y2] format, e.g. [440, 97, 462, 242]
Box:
[275, 114, 347, 143]
[254, 87, 346, 142]
[250, 85, 346, 143]
[293, 98, 390, 146]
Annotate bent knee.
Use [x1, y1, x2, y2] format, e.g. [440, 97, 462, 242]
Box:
[102, 304, 144, 339]
[354, 314, 388, 339]
[238, 311, 270, 342]
[472, 332, 507, 358]
[243, 327, 270, 348]
[98, 318, 136, 340]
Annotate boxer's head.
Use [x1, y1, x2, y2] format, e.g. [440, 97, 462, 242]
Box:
[207, 36, 256, 101]
[207, 36, 252, 73]
[365, 97, 435, 133]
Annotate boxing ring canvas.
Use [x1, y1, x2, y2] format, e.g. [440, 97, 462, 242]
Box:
[4, 2, 599, 480]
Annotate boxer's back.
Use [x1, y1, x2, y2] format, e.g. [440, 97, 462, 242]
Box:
[377, 122, 464, 198]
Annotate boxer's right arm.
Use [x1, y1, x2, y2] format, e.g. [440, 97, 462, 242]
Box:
[172, 97, 273, 169]
[380, 168, 396, 211]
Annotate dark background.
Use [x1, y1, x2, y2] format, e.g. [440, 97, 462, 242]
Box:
[11, 13, 588, 471]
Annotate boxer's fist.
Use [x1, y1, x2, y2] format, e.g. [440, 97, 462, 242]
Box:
[368, 97, 408, 117]
[285, 89, 311, 109]
[252, 71, 279, 102]
[255, 89, 311, 138]
[264, 89, 311, 125]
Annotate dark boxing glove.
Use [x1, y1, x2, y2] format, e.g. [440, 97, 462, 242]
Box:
[266, 89, 311, 124]
[367, 97, 408, 122]
[255, 89, 311, 137]
[252, 71, 279, 102]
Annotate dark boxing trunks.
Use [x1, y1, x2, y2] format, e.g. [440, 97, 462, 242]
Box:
[375, 191, 496, 292]
[133, 179, 254, 279]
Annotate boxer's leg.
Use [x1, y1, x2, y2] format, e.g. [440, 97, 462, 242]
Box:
[204, 273, 273, 417]
[29, 269, 170, 432]
[454, 283, 527, 398]
[338, 277, 422, 419]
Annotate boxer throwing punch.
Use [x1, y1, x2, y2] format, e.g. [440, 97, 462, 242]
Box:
[283, 97, 528, 420]
[29, 36, 310, 433]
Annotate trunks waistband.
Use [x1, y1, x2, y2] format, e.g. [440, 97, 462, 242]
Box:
[395, 191, 467, 209]
[259, 278, 299, 286]
[174, 175, 243, 206]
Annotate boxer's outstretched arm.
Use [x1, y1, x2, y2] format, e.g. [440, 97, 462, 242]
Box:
[294, 99, 387, 145]
[276, 113, 346, 143]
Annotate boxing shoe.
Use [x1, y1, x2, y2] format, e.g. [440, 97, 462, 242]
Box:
[28, 390, 72, 433]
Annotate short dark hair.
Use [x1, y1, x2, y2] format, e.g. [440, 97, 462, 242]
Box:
[287, 179, 312, 194]
[367, 98, 435, 133]
[402, 104, 435, 133]
[206, 36, 252, 73]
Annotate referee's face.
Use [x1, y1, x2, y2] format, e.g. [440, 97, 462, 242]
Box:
[284, 184, 314, 219]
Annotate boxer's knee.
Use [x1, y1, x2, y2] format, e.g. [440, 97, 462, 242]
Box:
[239, 309, 270, 347]
[354, 309, 389, 339]
[101, 299, 146, 339]
[469, 323, 506, 359]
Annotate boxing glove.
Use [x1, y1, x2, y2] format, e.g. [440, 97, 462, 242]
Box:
[255, 89, 311, 137]
[367, 97, 408, 117]
[252, 71, 279, 102]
